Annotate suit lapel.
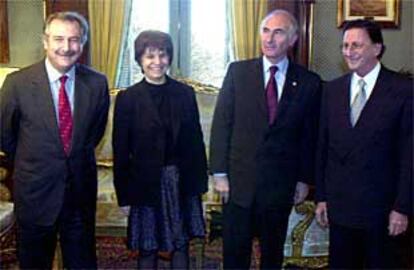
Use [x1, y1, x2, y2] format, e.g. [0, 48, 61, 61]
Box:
[250, 59, 267, 119]
[340, 68, 393, 158]
[351, 67, 392, 131]
[331, 74, 356, 159]
[30, 63, 62, 147]
[71, 67, 92, 154]
[275, 62, 300, 122]
[339, 75, 353, 129]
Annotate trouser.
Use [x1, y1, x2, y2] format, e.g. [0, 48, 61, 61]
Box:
[222, 201, 291, 269]
[17, 200, 96, 269]
[329, 221, 405, 269]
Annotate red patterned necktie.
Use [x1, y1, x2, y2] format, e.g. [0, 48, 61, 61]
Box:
[58, 75, 73, 155]
[266, 66, 278, 124]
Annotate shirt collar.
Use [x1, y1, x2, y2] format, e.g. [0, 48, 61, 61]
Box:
[45, 58, 76, 83]
[263, 56, 289, 75]
[351, 62, 381, 89]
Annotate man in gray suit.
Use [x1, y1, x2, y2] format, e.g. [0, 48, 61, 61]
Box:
[210, 9, 321, 269]
[0, 12, 109, 269]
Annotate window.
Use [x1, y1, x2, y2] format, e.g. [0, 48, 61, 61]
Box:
[189, 0, 230, 87]
[117, 0, 231, 88]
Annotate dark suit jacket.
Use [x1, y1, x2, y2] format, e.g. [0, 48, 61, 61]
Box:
[210, 58, 322, 208]
[315, 66, 413, 228]
[112, 77, 208, 207]
[0, 61, 109, 226]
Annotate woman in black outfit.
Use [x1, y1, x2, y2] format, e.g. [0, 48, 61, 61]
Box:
[112, 30, 208, 269]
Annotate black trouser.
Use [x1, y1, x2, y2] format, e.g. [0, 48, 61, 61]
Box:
[329, 222, 405, 269]
[222, 201, 291, 269]
[17, 199, 96, 269]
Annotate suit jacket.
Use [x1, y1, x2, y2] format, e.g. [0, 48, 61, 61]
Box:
[210, 58, 321, 208]
[315, 66, 413, 228]
[112, 77, 208, 207]
[0, 61, 109, 226]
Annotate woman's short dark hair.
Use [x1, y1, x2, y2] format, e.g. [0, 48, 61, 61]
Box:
[343, 19, 386, 59]
[134, 30, 173, 66]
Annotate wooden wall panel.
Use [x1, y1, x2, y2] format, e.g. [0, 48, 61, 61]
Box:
[0, 0, 10, 63]
[268, 0, 315, 67]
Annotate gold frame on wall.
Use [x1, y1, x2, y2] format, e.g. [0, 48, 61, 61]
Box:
[337, 0, 400, 28]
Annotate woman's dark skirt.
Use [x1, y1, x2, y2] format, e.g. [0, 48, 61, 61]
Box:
[127, 165, 206, 252]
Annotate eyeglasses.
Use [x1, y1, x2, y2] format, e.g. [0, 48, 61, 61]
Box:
[340, 42, 366, 51]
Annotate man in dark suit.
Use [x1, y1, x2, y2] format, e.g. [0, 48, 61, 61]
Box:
[0, 12, 109, 269]
[315, 19, 412, 268]
[210, 9, 321, 269]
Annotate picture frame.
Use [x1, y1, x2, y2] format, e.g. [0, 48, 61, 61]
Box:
[337, 0, 400, 28]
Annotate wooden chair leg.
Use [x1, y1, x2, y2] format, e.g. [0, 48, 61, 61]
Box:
[52, 240, 63, 270]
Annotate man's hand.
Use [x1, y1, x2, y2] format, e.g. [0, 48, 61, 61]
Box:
[293, 181, 309, 205]
[119, 206, 130, 216]
[315, 202, 329, 227]
[213, 175, 230, 204]
[388, 210, 408, 236]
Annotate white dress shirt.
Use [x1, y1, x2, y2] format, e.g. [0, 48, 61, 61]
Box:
[44, 59, 76, 125]
[350, 62, 381, 105]
[263, 55, 289, 101]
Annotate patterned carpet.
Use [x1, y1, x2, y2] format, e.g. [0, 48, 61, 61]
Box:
[96, 236, 224, 269]
[1, 235, 225, 269]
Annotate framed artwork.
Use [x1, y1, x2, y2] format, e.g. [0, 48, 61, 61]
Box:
[337, 0, 400, 28]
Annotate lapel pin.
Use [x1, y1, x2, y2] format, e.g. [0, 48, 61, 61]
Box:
[292, 81, 297, 86]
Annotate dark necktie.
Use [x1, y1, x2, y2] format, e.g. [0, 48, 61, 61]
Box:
[266, 66, 278, 124]
[58, 75, 73, 155]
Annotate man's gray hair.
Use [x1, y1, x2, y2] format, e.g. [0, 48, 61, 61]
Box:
[44, 11, 89, 45]
[259, 9, 298, 37]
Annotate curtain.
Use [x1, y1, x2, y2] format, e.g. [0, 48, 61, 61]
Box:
[229, 0, 267, 60]
[88, 0, 129, 88]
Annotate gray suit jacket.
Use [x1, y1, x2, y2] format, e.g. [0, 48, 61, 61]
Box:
[0, 61, 109, 225]
[210, 58, 321, 208]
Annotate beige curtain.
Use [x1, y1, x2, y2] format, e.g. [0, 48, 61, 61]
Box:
[230, 0, 267, 60]
[88, 0, 127, 88]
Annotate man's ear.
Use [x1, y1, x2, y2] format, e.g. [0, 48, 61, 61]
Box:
[43, 35, 48, 50]
[289, 33, 298, 47]
[374, 43, 382, 57]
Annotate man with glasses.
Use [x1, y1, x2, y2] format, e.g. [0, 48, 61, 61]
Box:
[315, 19, 412, 268]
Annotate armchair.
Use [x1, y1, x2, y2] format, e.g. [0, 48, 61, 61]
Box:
[0, 151, 16, 264]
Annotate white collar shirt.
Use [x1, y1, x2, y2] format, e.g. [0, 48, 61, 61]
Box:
[263, 56, 289, 101]
[350, 62, 381, 105]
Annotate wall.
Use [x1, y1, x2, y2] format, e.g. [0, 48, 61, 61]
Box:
[311, 0, 413, 81]
[1, 0, 413, 80]
[0, 0, 44, 68]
